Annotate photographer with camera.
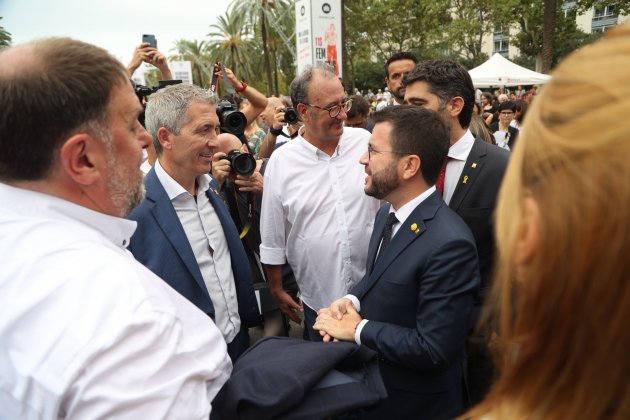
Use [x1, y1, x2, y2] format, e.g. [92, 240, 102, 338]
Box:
[128, 83, 262, 362]
[213, 63, 267, 128]
[258, 101, 303, 159]
[215, 133, 300, 339]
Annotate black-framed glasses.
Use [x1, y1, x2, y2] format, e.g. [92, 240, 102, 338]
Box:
[500, 111, 514, 116]
[367, 144, 414, 161]
[304, 98, 353, 118]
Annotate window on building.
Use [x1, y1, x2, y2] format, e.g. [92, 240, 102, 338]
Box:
[494, 39, 509, 56]
[592, 24, 616, 34]
[594, 4, 618, 20]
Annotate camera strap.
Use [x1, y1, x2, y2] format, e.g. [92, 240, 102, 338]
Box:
[238, 192, 254, 240]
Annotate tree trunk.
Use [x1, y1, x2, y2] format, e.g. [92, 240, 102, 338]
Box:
[272, 48, 279, 96]
[542, 0, 556, 73]
[261, 11, 274, 96]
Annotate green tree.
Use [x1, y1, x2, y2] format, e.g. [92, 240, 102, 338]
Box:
[448, 0, 495, 68]
[344, 0, 451, 61]
[231, 0, 290, 96]
[170, 39, 213, 88]
[0, 17, 12, 49]
[207, 10, 256, 83]
[495, 0, 599, 72]
[343, 0, 451, 90]
[575, 0, 630, 15]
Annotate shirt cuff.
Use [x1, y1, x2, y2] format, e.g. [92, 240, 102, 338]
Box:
[259, 245, 286, 265]
[354, 319, 368, 345]
[343, 294, 361, 312]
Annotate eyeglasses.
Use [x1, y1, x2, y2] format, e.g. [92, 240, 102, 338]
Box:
[304, 98, 353, 118]
[500, 111, 514, 116]
[367, 144, 414, 161]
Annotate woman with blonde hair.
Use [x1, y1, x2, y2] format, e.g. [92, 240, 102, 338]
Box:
[466, 26, 630, 419]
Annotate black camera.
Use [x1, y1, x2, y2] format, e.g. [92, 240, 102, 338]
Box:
[133, 80, 182, 127]
[222, 149, 256, 177]
[134, 79, 182, 102]
[281, 107, 300, 125]
[216, 100, 247, 136]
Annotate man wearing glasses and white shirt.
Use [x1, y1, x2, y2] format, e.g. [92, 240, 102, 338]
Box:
[260, 64, 380, 341]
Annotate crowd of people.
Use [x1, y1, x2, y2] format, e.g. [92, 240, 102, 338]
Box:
[1, 24, 628, 420]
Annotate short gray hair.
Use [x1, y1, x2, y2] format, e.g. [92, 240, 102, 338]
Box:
[289, 63, 337, 108]
[145, 84, 216, 155]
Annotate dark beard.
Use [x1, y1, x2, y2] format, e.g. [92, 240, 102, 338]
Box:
[365, 166, 399, 200]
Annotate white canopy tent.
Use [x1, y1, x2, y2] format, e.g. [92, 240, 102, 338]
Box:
[469, 53, 551, 88]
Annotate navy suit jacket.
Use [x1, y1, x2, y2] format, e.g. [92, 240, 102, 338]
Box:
[352, 190, 480, 420]
[449, 138, 509, 294]
[128, 168, 261, 328]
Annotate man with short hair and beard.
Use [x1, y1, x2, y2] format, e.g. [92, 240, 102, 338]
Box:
[128, 84, 261, 361]
[404, 59, 510, 405]
[0, 38, 231, 418]
[385, 51, 418, 105]
[314, 106, 480, 420]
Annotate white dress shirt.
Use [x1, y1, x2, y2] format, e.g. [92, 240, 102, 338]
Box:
[154, 160, 241, 343]
[349, 187, 437, 344]
[260, 126, 381, 311]
[0, 182, 231, 420]
[443, 129, 476, 205]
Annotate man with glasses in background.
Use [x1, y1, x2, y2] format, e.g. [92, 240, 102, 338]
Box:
[260, 64, 380, 341]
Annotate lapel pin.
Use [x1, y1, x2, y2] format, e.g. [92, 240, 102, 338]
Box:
[410, 223, 420, 234]
[463, 175, 469, 184]
[471, 162, 477, 168]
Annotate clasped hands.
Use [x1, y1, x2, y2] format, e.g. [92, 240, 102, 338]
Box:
[313, 297, 363, 343]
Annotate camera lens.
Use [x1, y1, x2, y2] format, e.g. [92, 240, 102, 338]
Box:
[223, 150, 256, 177]
[283, 108, 299, 125]
[224, 112, 247, 134]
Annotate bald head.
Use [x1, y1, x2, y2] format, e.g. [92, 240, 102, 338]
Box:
[217, 133, 244, 155]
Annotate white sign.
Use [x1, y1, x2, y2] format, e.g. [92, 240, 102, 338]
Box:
[169, 61, 193, 85]
[295, 0, 342, 77]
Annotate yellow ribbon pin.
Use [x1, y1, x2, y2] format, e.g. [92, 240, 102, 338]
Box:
[463, 175, 469, 184]
[410, 223, 420, 234]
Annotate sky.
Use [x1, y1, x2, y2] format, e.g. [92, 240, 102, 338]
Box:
[1, 0, 232, 66]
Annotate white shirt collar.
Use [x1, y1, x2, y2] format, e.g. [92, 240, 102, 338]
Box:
[0, 182, 136, 248]
[154, 159, 210, 200]
[296, 125, 345, 159]
[449, 129, 475, 161]
[390, 186, 437, 227]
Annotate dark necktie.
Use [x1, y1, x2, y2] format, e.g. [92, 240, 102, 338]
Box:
[436, 156, 451, 197]
[376, 212, 398, 262]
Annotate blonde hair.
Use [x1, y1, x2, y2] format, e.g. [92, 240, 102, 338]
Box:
[467, 25, 630, 419]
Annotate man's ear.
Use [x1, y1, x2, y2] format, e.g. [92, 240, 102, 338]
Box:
[448, 96, 465, 119]
[400, 154, 421, 181]
[515, 196, 540, 266]
[157, 127, 172, 151]
[240, 143, 249, 153]
[296, 103, 309, 122]
[58, 134, 104, 186]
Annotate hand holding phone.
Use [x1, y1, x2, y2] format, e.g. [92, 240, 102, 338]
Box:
[142, 34, 156, 49]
